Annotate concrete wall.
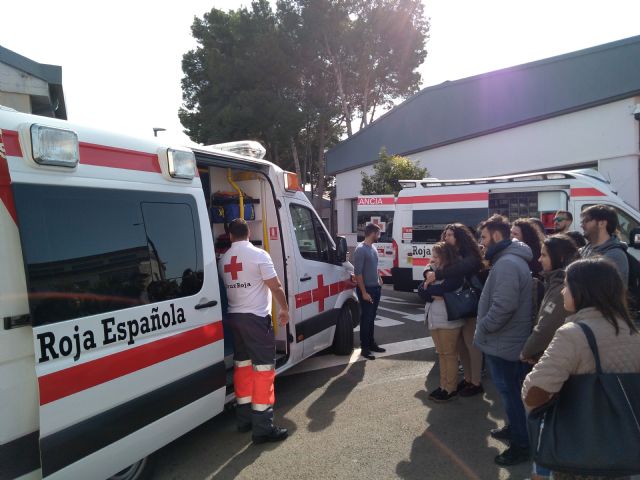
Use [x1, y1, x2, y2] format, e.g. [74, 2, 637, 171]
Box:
[0, 91, 30, 112]
[0, 62, 49, 97]
[334, 97, 640, 245]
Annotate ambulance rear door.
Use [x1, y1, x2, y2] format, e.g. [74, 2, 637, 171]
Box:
[10, 132, 226, 479]
[285, 198, 351, 356]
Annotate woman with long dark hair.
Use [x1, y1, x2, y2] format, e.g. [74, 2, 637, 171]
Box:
[522, 257, 640, 480]
[511, 218, 544, 275]
[520, 235, 579, 363]
[425, 223, 485, 396]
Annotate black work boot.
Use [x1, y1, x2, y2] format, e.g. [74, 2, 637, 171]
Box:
[251, 407, 288, 444]
[236, 403, 252, 433]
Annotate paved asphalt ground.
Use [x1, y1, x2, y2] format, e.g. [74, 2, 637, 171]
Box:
[153, 286, 534, 480]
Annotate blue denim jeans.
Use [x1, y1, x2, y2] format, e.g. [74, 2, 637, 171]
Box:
[485, 354, 531, 449]
[356, 285, 381, 351]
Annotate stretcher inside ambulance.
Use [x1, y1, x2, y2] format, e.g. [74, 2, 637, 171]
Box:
[0, 108, 358, 480]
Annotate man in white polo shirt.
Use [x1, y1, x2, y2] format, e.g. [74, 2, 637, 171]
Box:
[218, 218, 290, 444]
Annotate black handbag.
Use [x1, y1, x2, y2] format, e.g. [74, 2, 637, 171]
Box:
[527, 322, 640, 476]
[443, 277, 480, 320]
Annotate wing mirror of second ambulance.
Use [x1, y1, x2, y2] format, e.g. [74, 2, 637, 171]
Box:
[630, 227, 640, 249]
[334, 236, 348, 264]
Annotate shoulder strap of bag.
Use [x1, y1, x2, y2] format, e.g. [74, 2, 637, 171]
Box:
[576, 322, 603, 374]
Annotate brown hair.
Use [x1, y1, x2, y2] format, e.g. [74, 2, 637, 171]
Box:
[478, 214, 510, 240]
[431, 242, 459, 269]
[565, 257, 638, 334]
[513, 218, 544, 263]
[441, 223, 483, 263]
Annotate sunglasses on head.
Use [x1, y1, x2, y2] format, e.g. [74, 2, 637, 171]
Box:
[554, 217, 567, 223]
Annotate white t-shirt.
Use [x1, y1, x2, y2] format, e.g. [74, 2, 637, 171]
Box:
[218, 240, 278, 317]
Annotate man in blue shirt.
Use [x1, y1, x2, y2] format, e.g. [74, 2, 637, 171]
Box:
[353, 223, 385, 360]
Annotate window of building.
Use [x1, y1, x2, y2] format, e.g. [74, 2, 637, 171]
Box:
[12, 185, 204, 326]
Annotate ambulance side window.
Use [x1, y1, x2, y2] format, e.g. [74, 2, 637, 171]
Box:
[289, 204, 330, 263]
[12, 185, 204, 326]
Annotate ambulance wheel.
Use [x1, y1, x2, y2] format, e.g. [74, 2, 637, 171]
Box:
[333, 305, 354, 355]
[109, 456, 154, 480]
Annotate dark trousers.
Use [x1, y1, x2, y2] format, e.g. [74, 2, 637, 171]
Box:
[357, 285, 381, 351]
[486, 354, 531, 449]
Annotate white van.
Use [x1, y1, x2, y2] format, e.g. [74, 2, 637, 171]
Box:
[391, 169, 640, 291]
[0, 107, 358, 480]
[356, 195, 395, 282]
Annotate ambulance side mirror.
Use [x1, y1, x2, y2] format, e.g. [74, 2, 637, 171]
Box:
[630, 227, 640, 249]
[334, 236, 348, 264]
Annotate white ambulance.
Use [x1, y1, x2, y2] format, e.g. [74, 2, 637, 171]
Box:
[0, 107, 358, 480]
[356, 195, 395, 282]
[391, 169, 640, 291]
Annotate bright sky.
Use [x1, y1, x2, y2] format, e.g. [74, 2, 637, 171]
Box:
[2, 0, 640, 146]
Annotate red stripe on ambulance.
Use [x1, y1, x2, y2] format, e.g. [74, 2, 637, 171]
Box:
[0, 130, 18, 223]
[38, 322, 223, 405]
[397, 192, 488, 204]
[570, 187, 606, 197]
[412, 258, 430, 266]
[295, 275, 354, 311]
[2, 129, 161, 173]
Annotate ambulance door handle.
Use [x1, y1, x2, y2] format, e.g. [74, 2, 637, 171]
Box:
[195, 300, 218, 309]
[300, 276, 312, 282]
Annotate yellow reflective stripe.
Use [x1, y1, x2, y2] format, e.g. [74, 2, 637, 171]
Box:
[237, 396, 252, 405]
[253, 364, 275, 372]
[252, 403, 272, 411]
[235, 360, 253, 368]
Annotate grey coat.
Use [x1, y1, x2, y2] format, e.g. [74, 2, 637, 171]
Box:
[474, 240, 533, 361]
[580, 235, 629, 286]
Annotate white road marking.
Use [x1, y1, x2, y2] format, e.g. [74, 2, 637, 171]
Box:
[354, 316, 404, 331]
[283, 337, 435, 376]
[380, 295, 423, 306]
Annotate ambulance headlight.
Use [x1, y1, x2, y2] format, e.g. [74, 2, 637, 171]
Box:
[30, 124, 79, 167]
[167, 148, 196, 179]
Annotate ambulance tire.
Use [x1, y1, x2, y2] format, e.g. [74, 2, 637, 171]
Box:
[109, 455, 155, 480]
[332, 305, 354, 355]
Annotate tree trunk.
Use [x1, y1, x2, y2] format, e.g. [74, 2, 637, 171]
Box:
[314, 116, 327, 211]
[290, 136, 302, 184]
[323, 34, 352, 137]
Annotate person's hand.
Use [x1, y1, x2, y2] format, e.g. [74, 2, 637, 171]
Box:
[519, 353, 536, 365]
[362, 292, 373, 303]
[278, 309, 289, 326]
[425, 271, 436, 284]
[378, 277, 383, 287]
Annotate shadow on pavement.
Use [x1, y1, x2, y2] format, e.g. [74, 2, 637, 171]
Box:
[305, 360, 366, 432]
[396, 359, 531, 480]
[154, 359, 364, 479]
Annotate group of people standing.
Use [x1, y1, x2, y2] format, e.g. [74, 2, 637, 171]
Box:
[409, 206, 640, 479]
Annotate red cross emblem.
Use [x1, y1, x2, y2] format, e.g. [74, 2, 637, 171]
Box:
[224, 255, 243, 280]
[312, 274, 331, 312]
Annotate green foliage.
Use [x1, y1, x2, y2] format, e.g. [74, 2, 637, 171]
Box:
[179, 0, 429, 197]
[361, 148, 428, 195]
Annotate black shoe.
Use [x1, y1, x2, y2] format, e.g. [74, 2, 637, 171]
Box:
[252, 426, 288, 444]
[429, 388, 458, 403]
[237, 424, 252, 433]
[370, 345, 386, 353]
[490, 425, 511, 441]
[456, 379, 471, 392]
[494, 445, 530, 466]
[361, 350, 375, 360]
[459, 383, 484, 397]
